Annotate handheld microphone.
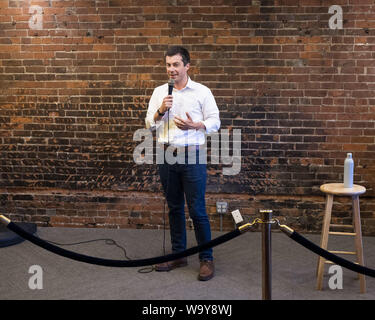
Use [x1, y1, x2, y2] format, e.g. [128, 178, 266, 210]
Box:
[166, 78, 174, 145]
[168, 78, 174, 95]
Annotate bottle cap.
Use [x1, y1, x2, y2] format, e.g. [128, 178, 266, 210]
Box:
[347, 153, 352, 158]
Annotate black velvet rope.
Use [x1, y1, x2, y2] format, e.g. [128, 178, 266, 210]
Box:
[7, 221, 242, 268]
[290, 231, 375, 278]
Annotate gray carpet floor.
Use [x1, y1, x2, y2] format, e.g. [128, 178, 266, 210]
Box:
[0, 226, 374, 300]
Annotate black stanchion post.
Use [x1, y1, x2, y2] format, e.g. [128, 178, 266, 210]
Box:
[260, 209, 272, 300]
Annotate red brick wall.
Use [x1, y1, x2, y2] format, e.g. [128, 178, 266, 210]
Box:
[1, 1, 374, 234]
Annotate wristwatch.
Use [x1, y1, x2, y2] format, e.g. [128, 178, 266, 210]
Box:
[157, 108, 165, 116]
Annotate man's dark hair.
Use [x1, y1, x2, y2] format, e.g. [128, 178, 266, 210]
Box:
[165, 46, 190, 66]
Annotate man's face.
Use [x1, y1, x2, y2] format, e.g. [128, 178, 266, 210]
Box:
[166, 54, 190, 84]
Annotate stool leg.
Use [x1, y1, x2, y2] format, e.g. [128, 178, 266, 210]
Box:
[352, 195, 366, 294]
[316, 194, 333, 290]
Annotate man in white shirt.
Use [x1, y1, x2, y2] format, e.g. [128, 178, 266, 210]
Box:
[145, 46, 220, 281]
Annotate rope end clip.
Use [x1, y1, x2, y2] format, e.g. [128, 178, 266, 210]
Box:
[0, 215, 11, 226]
[279, 224, 294, 237]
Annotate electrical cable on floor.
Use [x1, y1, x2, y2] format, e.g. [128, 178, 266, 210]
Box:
[42, 238, 130, 259]
[41, 236, 155, 273]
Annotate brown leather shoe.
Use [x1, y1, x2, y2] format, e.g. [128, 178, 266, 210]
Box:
[154, 257, 188, 272]
[198, 260, 215, 281]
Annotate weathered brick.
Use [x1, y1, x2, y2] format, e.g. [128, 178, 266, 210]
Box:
[0, 1, 374, 233]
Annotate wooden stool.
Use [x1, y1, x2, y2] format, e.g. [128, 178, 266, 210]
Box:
[316, 183, 366, 293]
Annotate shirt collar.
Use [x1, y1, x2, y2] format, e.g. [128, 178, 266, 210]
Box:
[182, 77, 196, 90]
[169, 76, 196, 92]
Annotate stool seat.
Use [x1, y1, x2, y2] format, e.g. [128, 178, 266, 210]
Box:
[320, 183, 366, 196]
[316, 183, 366, 293]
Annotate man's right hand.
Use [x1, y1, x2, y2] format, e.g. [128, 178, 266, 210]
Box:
[160, 95, 173, 114]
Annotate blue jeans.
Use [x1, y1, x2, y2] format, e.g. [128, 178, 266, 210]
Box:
[158, 151, 213, 261]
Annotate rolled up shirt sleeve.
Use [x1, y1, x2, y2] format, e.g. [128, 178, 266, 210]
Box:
[145, 86, 163, 130]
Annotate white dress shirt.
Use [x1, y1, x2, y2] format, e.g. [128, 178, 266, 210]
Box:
[145, 77, 220, 147]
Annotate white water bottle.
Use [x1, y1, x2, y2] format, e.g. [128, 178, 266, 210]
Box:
[344, 153, 354, 188]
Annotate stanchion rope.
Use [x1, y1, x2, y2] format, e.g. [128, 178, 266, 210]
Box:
[277, 221, 375, 278]
[0, 215, 247, 268]
[2, 214, 375, 277]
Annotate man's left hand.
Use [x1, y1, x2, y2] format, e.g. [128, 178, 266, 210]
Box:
[174, 113, 205, 131]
